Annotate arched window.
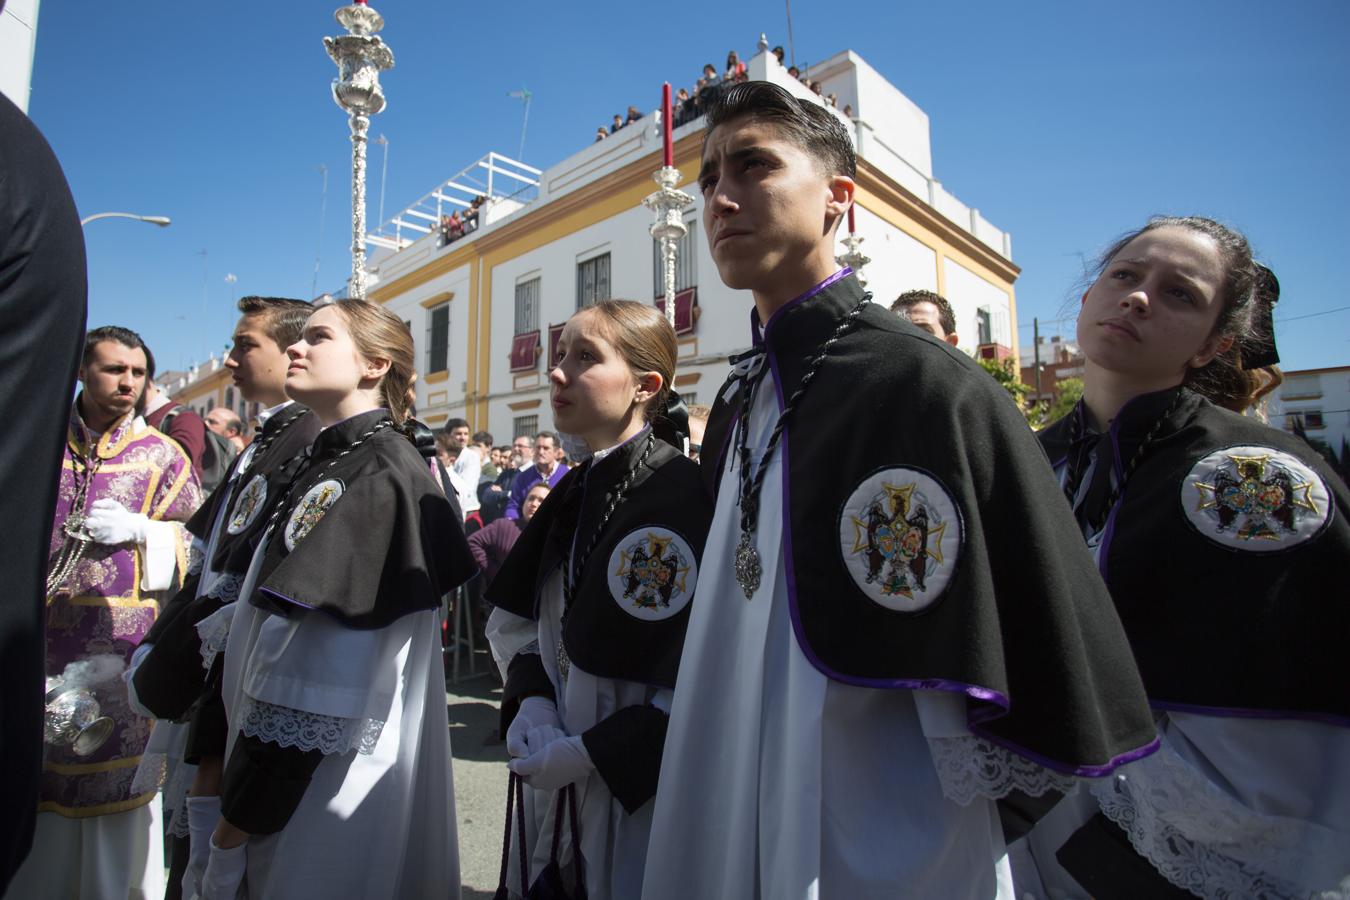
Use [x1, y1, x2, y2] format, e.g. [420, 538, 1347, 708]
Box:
[225, 386, 234, 409]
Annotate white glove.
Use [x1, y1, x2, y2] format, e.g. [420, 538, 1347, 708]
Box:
[508, 734, 594, 791]
[506, 695, 563, 758]
[182, 795, 221, 900]
[84, 499, 150, 546]
[121, 643, 154, 718]
[200, 834, 247, 900]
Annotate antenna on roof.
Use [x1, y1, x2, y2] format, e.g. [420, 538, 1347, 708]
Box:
[507, 87, 533, 162]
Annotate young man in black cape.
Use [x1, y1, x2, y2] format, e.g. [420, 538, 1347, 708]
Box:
[641, 82, 1159, 899]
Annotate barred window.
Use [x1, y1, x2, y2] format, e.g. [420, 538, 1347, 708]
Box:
[515, 277, 541, 334]
[426, 302, 449, 374]
[576, 253, 611, 309]
[513, 415, 539, 440]
[651, 217, 698, 297]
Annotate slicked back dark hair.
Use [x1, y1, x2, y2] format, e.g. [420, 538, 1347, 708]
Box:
[704, 81, 856, 178]
[84, 326, 154, 377]
[891, 290, 956, 337]
[237, 296, 312, 352]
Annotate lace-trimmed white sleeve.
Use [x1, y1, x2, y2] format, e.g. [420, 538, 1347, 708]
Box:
[1090, 728, 1350, 900]
[238, 693, 385, 757]
[928, 735, 1079, 806]
[194, 602, 237, 671]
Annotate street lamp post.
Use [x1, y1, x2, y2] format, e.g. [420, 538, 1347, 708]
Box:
[324, 0, 394, 301]
[80, 212, 171, 228]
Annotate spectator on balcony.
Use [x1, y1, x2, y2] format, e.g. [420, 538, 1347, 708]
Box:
[701, 63, 721, 92]
[625, 105, 645, 125]
[809, 80, 824, 97]
[595, 126, 608, 142]
[787, 65, 801, 80]
[725, 50, 747, 83]
[611, 113, 624, 134]
[772, 45, 785, 66]
[843, 103, 854, 118]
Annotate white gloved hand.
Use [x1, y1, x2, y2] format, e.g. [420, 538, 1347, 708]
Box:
[182, 795, 221, 900]
[84, 498, 150, 546]
[506, 695, 563, 758]
[508, 734, 594, 791]
[200, 834, 247, 900]
[121, 643, 154, 718]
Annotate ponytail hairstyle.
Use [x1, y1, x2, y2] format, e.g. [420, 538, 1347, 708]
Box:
[330, 299, 417, 426]
[577, 300, 685, 446]
[1093, 216, 1274, 413]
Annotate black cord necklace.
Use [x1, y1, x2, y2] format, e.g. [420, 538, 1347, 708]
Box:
[732, 296, 869, 599]
[1064, 389, 1187, 534]
[556, 432, 655, 680]
[261, 417, 394, 541]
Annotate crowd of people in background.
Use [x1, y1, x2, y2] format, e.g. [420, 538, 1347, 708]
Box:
[594, 44, 852, 143]
[438, 195, 485, 246]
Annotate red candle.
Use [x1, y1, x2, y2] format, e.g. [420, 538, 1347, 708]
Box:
[662, 82, 674, 167]
[847, 202, 856, 234]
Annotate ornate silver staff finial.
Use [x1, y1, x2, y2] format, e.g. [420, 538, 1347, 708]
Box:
[324, 0, 394, 300]
[836, 232, 872, 288]
[644, 166, 694, 329]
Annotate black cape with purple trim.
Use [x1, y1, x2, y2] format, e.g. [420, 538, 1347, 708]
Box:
[486, 430, 711, 690]
[1040, 387, 1350, 725]
[135, 405, 322, 720]
[700, 272, 1156, 773]
[250, 409, 478, 629]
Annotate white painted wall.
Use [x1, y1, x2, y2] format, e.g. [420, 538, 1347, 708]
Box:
[1, 0, 40, 112]
[381, 262, 473, 413]
[841, 206, 938, 304]
[943, 258, 1013, 354]
[1267, 368, 1350, 452]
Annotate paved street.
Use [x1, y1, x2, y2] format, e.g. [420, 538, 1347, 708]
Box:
[446, 655, 509, 900]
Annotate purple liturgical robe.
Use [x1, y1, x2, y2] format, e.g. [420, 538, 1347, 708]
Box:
[42, 410, 202, 818]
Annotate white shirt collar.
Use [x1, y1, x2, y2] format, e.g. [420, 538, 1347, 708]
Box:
[256, 399, 293, 427]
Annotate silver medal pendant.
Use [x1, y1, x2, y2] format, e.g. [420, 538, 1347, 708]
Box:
[734, 531, 762, 599]
[556, 641, 570, 682]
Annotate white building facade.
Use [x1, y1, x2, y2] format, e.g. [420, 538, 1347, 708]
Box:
[1266, 365, 1350, 455]
[365, 46, 1023, 438]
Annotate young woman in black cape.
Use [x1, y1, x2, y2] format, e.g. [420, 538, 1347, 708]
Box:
[485, 300, 711, 900]
[1017, 217, 1350, 899]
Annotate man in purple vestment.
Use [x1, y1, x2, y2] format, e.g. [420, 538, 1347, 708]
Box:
[11, 326, 202, 900]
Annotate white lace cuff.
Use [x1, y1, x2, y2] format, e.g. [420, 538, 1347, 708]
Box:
[199, 571, 244, 605]
[195, 603, 236, 672]
[187, 539, 206, 576]
[928, 735, 1079, 806]
[1090, 739, 1350, 899]
[238, 694, 384, 757]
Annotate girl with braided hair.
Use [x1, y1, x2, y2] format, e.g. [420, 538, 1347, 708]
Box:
[196, 300, 476, 898]
[485, 300, 711, 899]
[1022, 218, 1350, 899]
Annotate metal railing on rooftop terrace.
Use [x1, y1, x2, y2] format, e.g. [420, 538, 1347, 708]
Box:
[366, 152, 542, 252]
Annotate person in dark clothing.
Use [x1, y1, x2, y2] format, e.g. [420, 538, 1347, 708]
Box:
[0, 92, 88, 895]
[467, 482, 549, 588]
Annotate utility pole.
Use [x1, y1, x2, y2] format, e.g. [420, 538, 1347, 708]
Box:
[1033, 317, 1042, 402]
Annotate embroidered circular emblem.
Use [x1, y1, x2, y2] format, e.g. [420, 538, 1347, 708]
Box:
[226, 474, 268, 535]
[838, 466, 963, 612]
[283, 479, 345, 552]
[1182, 445, 1330, 552]
[605, 526, 698, 621]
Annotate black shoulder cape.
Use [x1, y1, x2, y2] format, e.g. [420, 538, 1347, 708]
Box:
[486, 428, 712, 690]
[702, 272, 1157, 775]
[1040, 387, 1349, 725]
[136, 405, 323, 719]
[250, 409, 478, 629]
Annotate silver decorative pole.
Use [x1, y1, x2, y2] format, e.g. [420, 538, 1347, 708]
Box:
[644, 164, 693, 329]
[324, 0, 394, 300]
[836, 228, 872, 288]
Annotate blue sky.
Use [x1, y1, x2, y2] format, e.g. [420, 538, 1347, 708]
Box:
[29, 0, 1350, 374]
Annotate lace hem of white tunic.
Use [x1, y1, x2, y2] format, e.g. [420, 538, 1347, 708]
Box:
[195, 602, 236, 671]
[238, 694, 385, 756]
[928, 735, 1078, 806]
[1090, 739, 1350, 900]
[187, 540, 205, 576]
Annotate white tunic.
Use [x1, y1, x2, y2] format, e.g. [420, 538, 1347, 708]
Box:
[487, 542, 671, 898]
[642, 364, 1024, 900]
[213, 525, 458, 899]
